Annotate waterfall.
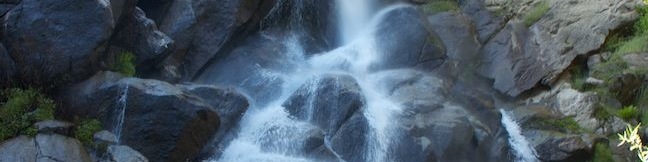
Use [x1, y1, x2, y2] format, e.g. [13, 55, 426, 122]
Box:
[212, 1, 411, 161]
[500, 109, 539, 162]
[114, 85, 129, 143]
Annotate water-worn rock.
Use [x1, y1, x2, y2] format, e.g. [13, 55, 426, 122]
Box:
[556, 89, 599, 130]
[94, 130, 118, 146]
[35, 120, 74, 136]
[283, 74, 365, 137]
[427, 12, 479, 61]
[107, 145, 149, 162]
[532, 133, 591, 162]
[1, 0, 114, 86]
[58, 71, 251, 162]
[329, 112, 370, 162]
[0, 43, 15, 88]
[480, 0, 640, 96]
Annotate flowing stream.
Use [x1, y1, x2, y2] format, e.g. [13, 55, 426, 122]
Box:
[114, 85, 129, 143]
[500, 109, 539, 162]
[213, 1, 407, 161]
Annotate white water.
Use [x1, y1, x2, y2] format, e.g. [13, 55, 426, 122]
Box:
[114, 85, 129, 143]
[500, 109, 539, 162]
[213, 1, 410, 162]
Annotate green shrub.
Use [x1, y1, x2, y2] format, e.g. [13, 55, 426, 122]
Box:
[74, 119, 102, 147]
[619, 105, 640, 122]
[421, 0, 459, 15]
[592, 142, 615, 162]
[595, 103, 615, 121]
[527, 117, 583, 133]
[111, 52, 136, 77]
[635, 6, 648, 35]
[569, 67, 588, 91]
[0, 88, 56, 141]
[522, 1, 550, 27]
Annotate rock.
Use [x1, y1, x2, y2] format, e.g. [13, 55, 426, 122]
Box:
[329, 112, 369, 162]
[609, 73, 644, 106]
[622, 53, 648, 70]
[94, 130, 118, 146]
[480, 0, 640, 96]
[58, 71, 250, 162]
[427, 12, 479, 61]
[534, 134, 590, 162]
[107, 145, 149, 162]
[110, 0, 137, 24]
[111, 7, 174, 68]
[0, 43, 15, 88]
[587, 54, 602, 69]
[556, 89, 599, 130]
[34, 120, 74, 136]
[459, 0, 506, 43]
[1, 0, 114, 86]
[585, 77, 604, 86]
[373, 6, 446, 71]
[0, 136, 37, 162]
[35, 134, 92, 162]
[282, 74, 365, 137]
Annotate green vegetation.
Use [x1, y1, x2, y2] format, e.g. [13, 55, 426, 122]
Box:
[592, 142, 615, 162]
[420, 0, 459, 15]
[522, 1, 550, 27]
[111, 52, 136, 77]
[527, 117, 583, 133]
[619, 105, 640, 122]
[569, 66, 588, 91]
[0, 88, 56, 141]
[74, 118, 102, 147]
[594, 103, 615, 121]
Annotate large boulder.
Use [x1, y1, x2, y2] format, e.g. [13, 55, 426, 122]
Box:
[59, 71, 248, 162]
[0, 136, 37, 162]
[556, 89, 599, 130]
[282, 74, 365, 137]
[107, 145, 149, 162]
[0, 43, 15, 88]
[525, 131, 592, 162]
[480, 0, 640, 96]
[1, 0, 114, 86]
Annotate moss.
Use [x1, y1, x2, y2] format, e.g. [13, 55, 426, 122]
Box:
[0, 88, 56, 141]
[594, 103, 615, 121]
[592, 142, 615, 162]
[74, 118, 102, 147]
[527, 117, 583, 133]
[111, 52, 136, 77]
[420, 0, 460, 15]
[522, 1, 550, 27]
[618, 105, 640, 122]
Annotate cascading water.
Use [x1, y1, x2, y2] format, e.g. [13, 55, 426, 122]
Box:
[500, 109, 539, 162]
[114, 85, 129, 143]
[212, 1, 409, 161]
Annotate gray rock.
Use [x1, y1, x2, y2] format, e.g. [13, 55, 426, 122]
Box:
[111, 7, 174, 68]
[585, 77, 604, 86]
[556, 88, 599, 130]
[283, 74, 365, 137]
[59, 71, 250, 162]
[107, 145, 148, 162]
[0, 43, 15, 88]
[329, 112, 369, 162]
[34, 120, 74, 136]
[94, 130, 118, 146]
[587, 54, 602, 69]
[36, 134, 92, 162]
[0, 136, 37, 162]
[534, 134, 590, 162]
[1, 0, 114, 86]
[427, 12, 479, 61]
[622, 52, 648, 71]
[480, 0, 640, 96]
[609, 73, 644, 106]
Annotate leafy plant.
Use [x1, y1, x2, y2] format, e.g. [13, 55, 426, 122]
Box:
[593, 142, 615, 162]
[522, 1, 550, 27]
[618, 124, 648, 162]
[420, 0, 459, 15]
[619, 105, 640, 122]
[0, 88, 56, 141]
[74, 118, 102, 147]
[111, 52, 136, 77]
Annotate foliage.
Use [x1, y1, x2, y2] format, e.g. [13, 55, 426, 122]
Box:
[0, 88, 56, 141]
[527, 117, 582, 133]
[593, 142, 615, 162]
[74, 119, 102, 147]
[595, 103, 615, 121]
[636, 6, 648, 35]
[111, 52, 136, 77]
[618, 124, 648, 162]
[421, 0, 459, 15]
[619, 105, 640, 122]
[569, 66, 588, 91]
[522, 1, 550, 27]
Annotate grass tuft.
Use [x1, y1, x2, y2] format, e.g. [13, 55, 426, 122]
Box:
[74, 118, 102, 147]
[111, 52, 136, 77]
[619, 105, 640, 122]
[420, 0, 460, 15]
[0, 88, 56, 141]
[592, 142, 615, 162]
[522, 1, 550, 27]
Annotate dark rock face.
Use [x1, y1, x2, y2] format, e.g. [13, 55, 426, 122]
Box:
[373, 6, 446, 72]
[59, 71, 248, 162]
[35, 120, 74, 136]
[534, 134, 591, 162]
[329, 112, 369, 162]
[610, 73, 644, 106]
[111, 7, 174, 68]
[283, 74, 365, 137]
[1, 0, 114, 86]
[0, 43, 15, 88]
